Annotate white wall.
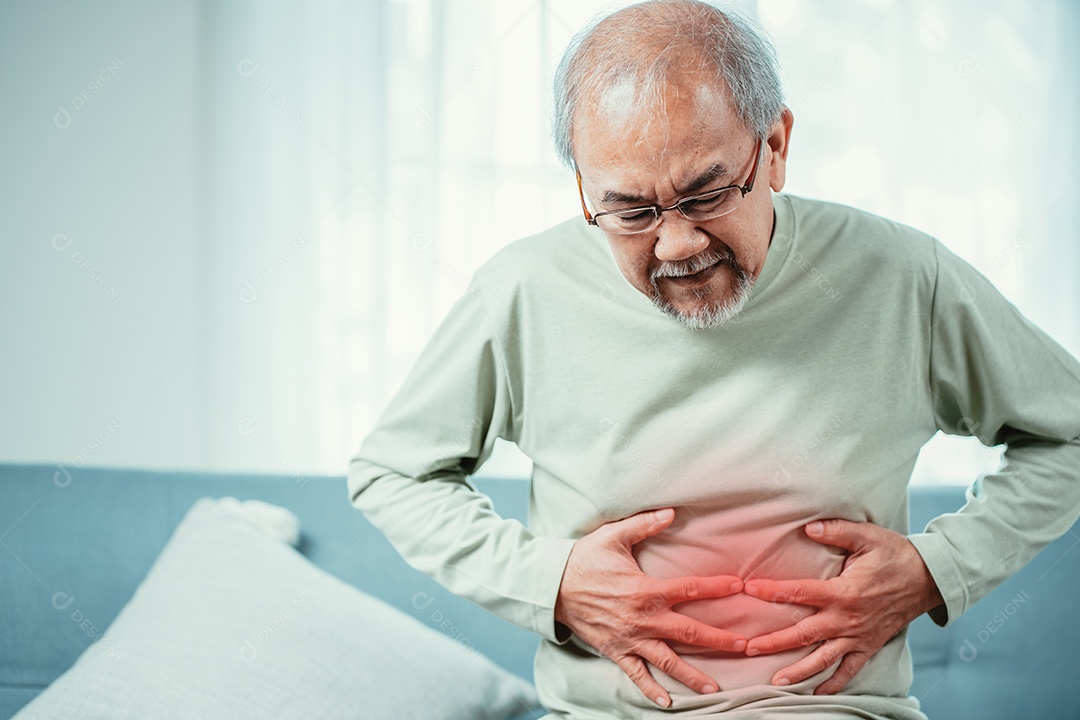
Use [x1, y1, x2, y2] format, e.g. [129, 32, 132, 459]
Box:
[0, 1, 208, 471]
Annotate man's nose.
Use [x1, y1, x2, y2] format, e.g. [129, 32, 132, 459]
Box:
[652, 211, 709, 263]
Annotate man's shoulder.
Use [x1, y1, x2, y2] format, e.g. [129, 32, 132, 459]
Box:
[787, 193, 936, 242]
[783, 193, 940, 271]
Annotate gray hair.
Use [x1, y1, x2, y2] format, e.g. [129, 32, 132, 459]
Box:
[551, 0, 785, 168]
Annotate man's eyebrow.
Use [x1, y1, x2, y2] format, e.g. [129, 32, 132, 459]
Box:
[680, 163, 731, 196]
[600, 163, 732, 206]
[601, 189, 653, 205]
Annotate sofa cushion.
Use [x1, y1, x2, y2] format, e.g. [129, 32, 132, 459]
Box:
[11, 495, 538, 720]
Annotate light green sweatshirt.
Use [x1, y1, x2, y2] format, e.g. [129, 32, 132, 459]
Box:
[348, 192, 1080, 719]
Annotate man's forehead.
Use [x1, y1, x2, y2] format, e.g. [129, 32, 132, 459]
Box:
[588, 76, 732, 132]
[575, 76, 747, 197]
[576, 116, 746, 203]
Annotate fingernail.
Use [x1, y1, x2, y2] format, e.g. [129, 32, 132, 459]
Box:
[702, 683, 718, 694]
[746, 646, 759, 656]
[807, 521, 824, 535]
[744, 583, 758, 596]
[729, 580, 742, 593]
[775, 677, 790, 686]
[655, 695, 671, 708]
[656, 508, 674, 522]
[732, 639, 746, 652]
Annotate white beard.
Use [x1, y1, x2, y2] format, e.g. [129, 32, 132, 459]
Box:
[648, 260, 756, 330]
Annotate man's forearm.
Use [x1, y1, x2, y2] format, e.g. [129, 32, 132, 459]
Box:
[909, 434, 1080, 627]
[348, 458, 576, 640]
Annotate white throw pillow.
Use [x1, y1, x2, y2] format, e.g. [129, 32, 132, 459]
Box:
[14, 497, 539, 720]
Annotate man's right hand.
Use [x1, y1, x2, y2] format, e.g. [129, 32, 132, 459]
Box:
[554, 507, 746, 708]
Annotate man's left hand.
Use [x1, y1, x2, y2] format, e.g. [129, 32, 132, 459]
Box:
[742, 519, 944, 695]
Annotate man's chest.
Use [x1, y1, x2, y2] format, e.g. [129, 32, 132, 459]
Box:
[513, 300, 937, 526]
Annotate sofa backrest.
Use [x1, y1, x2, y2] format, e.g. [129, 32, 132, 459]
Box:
[1, 463, 1077, 718]
[905, 485, 1080, 717]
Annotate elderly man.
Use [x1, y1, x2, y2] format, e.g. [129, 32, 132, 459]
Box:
[348, 1, 1080, 717]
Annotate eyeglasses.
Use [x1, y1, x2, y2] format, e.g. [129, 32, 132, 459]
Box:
[575, 137, 764, 235]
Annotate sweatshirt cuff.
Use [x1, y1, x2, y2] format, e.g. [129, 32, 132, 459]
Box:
[531, 536, 578, 643]
[907, 531, 969, 627]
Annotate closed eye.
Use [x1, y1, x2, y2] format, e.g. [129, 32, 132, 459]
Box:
[612, 208, 656, 221]
[679, 187, 736, 215]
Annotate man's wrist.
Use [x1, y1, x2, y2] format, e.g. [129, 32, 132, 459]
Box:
[910, 542, 945, 617]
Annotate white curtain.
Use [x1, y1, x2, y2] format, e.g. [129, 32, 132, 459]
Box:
[198, 0, 1080, 483]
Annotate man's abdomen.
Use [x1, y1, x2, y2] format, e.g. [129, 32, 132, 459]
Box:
[632, 504, 848, 690]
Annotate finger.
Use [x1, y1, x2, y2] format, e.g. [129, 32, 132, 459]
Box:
[639, 640, 720, 695]
[743, 578, 834, 607]
[612, 653, 672, 708]
[656, 574, 744, 603]
[804, 518, 879, 553]
[769, 639, 848, 687]
[814, 651, 869, 695]
[655, 611, 747, 653]
[609, 507, 676, 547]
[745, 617, 829, 656]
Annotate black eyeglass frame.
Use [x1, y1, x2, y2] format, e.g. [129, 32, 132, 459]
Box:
[575, 136, 765, 234]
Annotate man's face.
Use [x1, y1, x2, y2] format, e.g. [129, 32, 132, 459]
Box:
[574, 76, 790, 329]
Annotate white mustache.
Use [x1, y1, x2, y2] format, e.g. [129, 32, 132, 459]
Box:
[653, 248, 733, 279]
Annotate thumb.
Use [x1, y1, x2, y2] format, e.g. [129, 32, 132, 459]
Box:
[610, 507, 675, 547]
[805, 518, 875, 552]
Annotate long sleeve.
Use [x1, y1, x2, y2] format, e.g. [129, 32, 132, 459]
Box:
[346, 280, 576, 642]
[908, 239, 1080, 626]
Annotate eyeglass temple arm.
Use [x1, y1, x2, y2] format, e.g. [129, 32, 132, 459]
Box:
[743, 137, 764, 195]
[575, 168, 598, 225]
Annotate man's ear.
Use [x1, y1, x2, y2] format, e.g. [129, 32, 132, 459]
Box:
[767, 106, 794, 192]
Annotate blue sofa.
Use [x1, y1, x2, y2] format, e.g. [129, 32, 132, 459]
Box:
[2, 462, 1077, 718]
